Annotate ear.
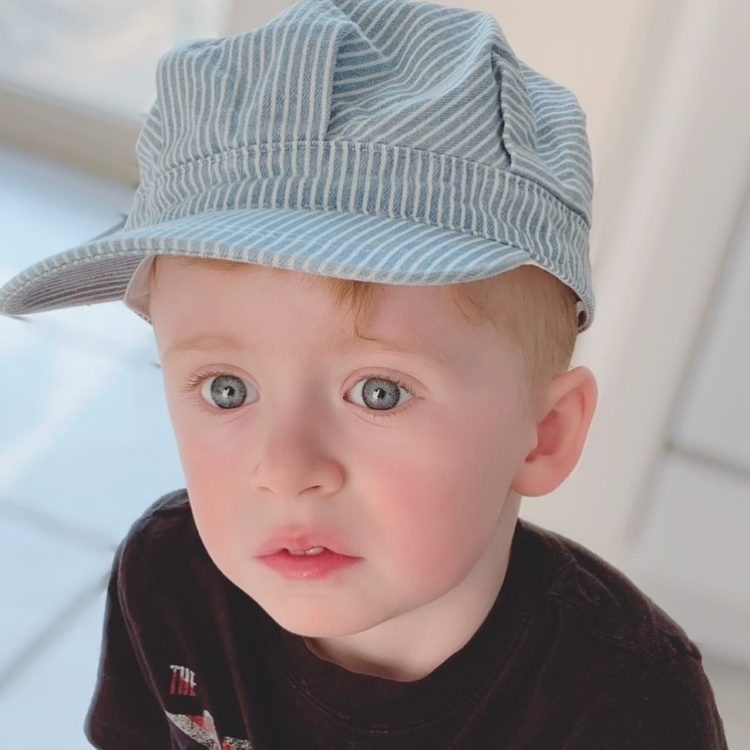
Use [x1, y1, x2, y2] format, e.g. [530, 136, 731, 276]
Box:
[510, 366, 598, 498]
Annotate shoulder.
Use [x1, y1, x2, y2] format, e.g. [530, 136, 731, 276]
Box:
[113, 488, 209, 588]
[509, 521, 728, 748]
[123, 486, 193, 539]
[517, 518, 701, 664]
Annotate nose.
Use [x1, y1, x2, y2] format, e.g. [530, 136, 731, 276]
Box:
[251, 403, 344, 500]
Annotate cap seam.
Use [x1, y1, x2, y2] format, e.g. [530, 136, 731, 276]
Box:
[139, 138, 590, 230]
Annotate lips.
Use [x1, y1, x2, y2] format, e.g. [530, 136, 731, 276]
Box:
[257, 529, 358, 558]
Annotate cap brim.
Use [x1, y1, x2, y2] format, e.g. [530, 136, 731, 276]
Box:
[0, 206, 591, 330]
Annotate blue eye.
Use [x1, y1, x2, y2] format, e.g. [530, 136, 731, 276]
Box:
[183, 371, 250, 410]
[181, 370, 416, 420]
[346, 375, 414, 417]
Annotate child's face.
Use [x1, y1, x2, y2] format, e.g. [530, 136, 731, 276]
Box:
[150, 257, 540, 681]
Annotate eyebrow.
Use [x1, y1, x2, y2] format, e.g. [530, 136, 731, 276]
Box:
[162, 333, 451, 369]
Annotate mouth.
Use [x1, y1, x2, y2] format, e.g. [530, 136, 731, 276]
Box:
[257, 531, 359, 558]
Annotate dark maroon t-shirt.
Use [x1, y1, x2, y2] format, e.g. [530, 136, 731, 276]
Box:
[84, 489, 729, 749]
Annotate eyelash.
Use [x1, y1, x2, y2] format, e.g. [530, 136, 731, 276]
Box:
[180, 369, 416, 422]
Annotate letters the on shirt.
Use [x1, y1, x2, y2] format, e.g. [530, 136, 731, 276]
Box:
[170, 664, 198, 697]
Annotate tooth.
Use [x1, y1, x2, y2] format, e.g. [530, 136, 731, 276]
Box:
[289, 546, 325, 556]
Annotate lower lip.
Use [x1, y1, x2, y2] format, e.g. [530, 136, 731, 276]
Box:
[258, 549, 362, 580]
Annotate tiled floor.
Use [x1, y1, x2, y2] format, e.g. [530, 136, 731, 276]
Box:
[0, 143, 747, 748]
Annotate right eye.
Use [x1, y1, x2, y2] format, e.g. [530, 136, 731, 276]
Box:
[182, 370, 253, 411]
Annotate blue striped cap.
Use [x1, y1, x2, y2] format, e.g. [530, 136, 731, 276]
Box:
[0, 0, 594, 332]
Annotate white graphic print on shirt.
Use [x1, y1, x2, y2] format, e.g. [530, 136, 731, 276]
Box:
[165, 708, 252, 750]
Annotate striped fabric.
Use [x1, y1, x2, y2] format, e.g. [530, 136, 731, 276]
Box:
[0, 0, 595, 332]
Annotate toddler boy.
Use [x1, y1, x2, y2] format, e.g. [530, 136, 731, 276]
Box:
[0, 0, 729, 747]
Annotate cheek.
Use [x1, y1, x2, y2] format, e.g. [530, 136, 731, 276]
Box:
[187, 494, 238, 571]
[173, 437, 246, 571]
[168, 401, 244, 507]
[372, 412, 518, 583]
[187, 492, 263, 600]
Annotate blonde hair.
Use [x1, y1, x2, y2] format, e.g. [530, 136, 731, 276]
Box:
[149, 255, 579, 417]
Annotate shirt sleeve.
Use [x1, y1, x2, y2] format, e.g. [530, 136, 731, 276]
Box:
[83, 539, 174, 749]
[575, 650, 730, 750]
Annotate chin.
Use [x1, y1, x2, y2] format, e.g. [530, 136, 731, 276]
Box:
[259, 600, 376, 639]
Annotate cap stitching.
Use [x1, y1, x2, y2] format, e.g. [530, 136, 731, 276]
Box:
[139, 138, 590, 230]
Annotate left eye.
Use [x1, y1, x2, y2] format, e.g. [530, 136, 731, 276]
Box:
[346, 375, 414, 413]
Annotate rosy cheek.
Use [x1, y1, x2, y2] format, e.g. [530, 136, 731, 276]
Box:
[384, 502, 455, 579]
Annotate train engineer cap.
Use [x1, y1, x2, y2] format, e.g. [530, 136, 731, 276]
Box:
[0, 0, 595, 333]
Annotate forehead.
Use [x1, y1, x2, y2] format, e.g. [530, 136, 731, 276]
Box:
[151, 256, 509, 368]
[152, 255, 466, 324]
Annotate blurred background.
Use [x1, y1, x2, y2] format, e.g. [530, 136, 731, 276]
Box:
[0, 0, 748, 746]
